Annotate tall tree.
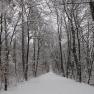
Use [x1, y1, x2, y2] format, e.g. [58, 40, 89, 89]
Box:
[21, 0, 26, 79]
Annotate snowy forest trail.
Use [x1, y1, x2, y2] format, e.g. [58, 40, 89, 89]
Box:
[1, 72, 94, 94]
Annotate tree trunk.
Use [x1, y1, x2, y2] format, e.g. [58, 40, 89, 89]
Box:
[25, 22, 30, 81]
[87, 31, 94, 84]
[73, 14, 82, 82]
[33, 32, 36, 77]
[13, 39, 17, 75]
[21, 0, 25, 79]
[0, 13, 3, 66]
[4, 13, 9, 91]
[71, 21, 81, 82]
[35, 38, 40, 77]
[56, 12, 65, 76]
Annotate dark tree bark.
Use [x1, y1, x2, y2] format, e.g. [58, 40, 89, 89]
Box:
[35, 38, 40, 77]
[13, 39, 17, 75]
[21, 0, 25, 79]
[58, 26, 65, 76]
[25, 21, 30, 81]
[4, 13, 9, 91]
[64, 18, 72, 78]
[76, 29, 81, 82]
[87, 31, 94, 84]
[73, 15, 82, 82]
[71, 21, 81, 82]
[56, 11, 65, 76]
[0, 13, 3, 66]
[32, 32, 36, 77]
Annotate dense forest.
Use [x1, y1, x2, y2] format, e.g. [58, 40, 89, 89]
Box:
[0, 0, 94, 91]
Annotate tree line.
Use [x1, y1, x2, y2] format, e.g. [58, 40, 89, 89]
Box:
[0, 0, 94, 91]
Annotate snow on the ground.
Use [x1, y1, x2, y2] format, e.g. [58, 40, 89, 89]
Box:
[1, 72, 94, 94]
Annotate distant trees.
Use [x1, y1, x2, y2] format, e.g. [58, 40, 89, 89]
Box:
[1, 0, 94, 91]
[0, 0, 54, 91]
[46, 0, 94, 84]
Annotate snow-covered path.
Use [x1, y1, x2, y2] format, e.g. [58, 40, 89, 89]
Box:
[1, 72, 94, 94]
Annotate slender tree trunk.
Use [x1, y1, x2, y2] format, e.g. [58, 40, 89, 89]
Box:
[21, 0, 25, 79]
[58, 32, 65, 76]
[77, 29, 81, 82]
[35, 38, 40, 77]
[64, 16, 74, 78]
[25, 22, 30, 81]
[88, 31, 94, 84]
[13, 39, 17, 75]
[0, 12, 3, 89]
[33, 32, 36, 77]
[0, 13, 3, 66]
[64, 19, 72, 78]
[56, 12, 65, 76]
[86, 22, 90, 84]
[4, 13, 9, 91]
[73, 14, 82, 82]
[87, 60, 93, 84]
[71, 22, 80, 82]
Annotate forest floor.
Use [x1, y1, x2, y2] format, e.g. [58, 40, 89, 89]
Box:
[1, 71, 94, 94]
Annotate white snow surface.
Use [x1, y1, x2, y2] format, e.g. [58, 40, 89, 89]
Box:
[1, 72, 94, 94]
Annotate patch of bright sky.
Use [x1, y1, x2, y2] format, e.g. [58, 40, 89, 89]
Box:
[37, 0, 68, 43]
[36, 0, 57, 30]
